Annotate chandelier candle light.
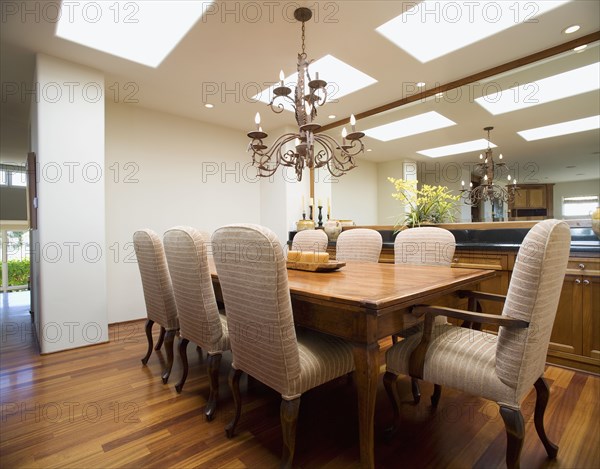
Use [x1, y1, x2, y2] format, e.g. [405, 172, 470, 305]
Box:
[247, 7, 365, 181]
[460, 126, 517, 205]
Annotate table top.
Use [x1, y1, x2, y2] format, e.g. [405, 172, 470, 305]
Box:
[210, 259, 495, 311]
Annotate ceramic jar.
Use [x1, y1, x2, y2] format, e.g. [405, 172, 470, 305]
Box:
[324, 220, 342, 241]
[296, 219, 316, 231]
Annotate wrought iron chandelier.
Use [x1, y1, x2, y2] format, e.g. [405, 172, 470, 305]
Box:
[460, 126, 517, 206]
[247, 7, 364, 182]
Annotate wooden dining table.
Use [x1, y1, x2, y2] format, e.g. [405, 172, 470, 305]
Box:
[210, 260, 495, 469]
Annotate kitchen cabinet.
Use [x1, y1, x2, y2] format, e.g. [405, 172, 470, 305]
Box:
[548, 258, 600, 373]
[509, 184, 554, 220]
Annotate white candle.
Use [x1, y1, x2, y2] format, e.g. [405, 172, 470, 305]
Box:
[255, 112, 261, 131]
[350, 114, 356, 132]
[309, 197, 314, 206]
[302, 195, 305, 211]
[342, 127, 347, 145]
[279, 69, 285, 87]
[318, 199, 322, 207]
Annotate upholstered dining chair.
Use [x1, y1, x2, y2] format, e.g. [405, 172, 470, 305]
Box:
[384, 219, 571, 469]
[393, 226, 456, 403]
[133, 229, 179, 384]
[211, 224, 355, 469]
[336, 228, 383, 263]
[291, 229, 328, 253]
[163, 226, 231, 421]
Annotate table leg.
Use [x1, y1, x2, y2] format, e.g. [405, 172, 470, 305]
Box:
[353, 343, 379, 469]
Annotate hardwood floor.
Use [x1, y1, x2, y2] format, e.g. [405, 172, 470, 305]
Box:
[1, 291, 599, 468]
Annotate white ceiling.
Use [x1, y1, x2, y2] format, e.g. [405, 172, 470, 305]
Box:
[1, 0, 599, 182]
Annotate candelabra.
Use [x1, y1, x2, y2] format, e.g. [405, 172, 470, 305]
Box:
[460, 127, 517, 206]
[247, 7, 365, 182]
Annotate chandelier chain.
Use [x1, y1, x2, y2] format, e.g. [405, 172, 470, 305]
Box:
[301, 21, 306, 56]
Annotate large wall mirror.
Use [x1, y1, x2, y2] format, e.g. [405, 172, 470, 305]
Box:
[319, 40, 599, 226]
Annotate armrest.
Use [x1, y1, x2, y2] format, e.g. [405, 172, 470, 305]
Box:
[458, 290, 507, 303]
[408, 306, 529, 380]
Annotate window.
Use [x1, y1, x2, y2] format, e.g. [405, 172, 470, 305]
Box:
[0, 165, 27, 187]
[562, 196, 599, 218]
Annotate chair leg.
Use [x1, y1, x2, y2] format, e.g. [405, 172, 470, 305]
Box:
[534, 377, 558, 459]
[411, 378, 421, 404]
[280, 397, 301, 469]
[383, 371, 401, 435]
[141, 319, 154, 365]
[175, 338, 190, 393]
[225, 368, 243, 438]
[500, 405, 525, 469]
[155, 326, 166, 351]
[205, 353, 222, 421]
[161, 329, 176, 384]
[431, 384, 442, 408]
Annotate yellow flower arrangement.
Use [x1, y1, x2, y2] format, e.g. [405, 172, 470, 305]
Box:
[388, 177, 461, 228]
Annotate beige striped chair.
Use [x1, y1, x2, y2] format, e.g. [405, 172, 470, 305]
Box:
[336, 228, 382, 263]
[384, 220, 571, 469]
[291, 229, 328, 253]
[133, 229, 179, 384]
[163, 226, 231, 421]
[211, 224, 355, 469]
[394, 226, 456, 403]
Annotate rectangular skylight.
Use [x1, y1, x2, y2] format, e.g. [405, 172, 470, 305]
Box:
[56, 1, 212, 67]
[518, 115, 600, 141]
[377, 1, 569, 63]
[364, 111, 456, 141]
[418, 139, 496, 158]
[475, 62, 600, 115]
[253, 55, 377, 110]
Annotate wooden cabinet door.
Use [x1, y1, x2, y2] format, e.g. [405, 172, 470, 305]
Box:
[582, 276, 600, 360]
[528, 187, 546, 208]
[549, 275, 582, 355]
[513, 189, 528, 208]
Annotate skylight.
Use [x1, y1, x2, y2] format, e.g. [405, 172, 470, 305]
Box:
[475, 62, 600, 115]
[55, 1, 212, 67]
[418, 139, 496, 158]
[376, 1, 569, 63]
[364, 111, 456, 142]
[517, 116, 600, 141]
[252, 55, 377, 109]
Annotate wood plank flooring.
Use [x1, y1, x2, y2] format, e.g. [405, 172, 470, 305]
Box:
[1, 291, 599, 468]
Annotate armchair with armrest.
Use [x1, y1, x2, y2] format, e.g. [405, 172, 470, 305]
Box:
[384, 219, 571, 469]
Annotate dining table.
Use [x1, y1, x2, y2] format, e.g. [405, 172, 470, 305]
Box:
[209, 260, 495, 469]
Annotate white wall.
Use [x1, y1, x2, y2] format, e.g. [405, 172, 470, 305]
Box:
[33, 54, 107, 353]
[0, 117, 28, 164]
[105, 102, 261, 323]
[553, 179, 600, 219]
[377, 159, 406, 226]
[331, 159, 378, 225]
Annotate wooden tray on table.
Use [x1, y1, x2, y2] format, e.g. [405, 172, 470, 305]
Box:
[286, 260, 346, 272]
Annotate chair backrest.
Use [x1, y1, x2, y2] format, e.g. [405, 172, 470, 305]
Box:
[211, 224, 300, 396]
[132, 229, 179, 331]
[291, 229, 328, 253]
[336, 228, 383, 263]
[394, 227, 456, 266]
[163, 226, 225, 351]
[496, 219, 571, 397]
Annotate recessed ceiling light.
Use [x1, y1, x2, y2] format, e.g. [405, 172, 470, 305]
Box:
[376, 0, 568, 63]
[204, 103, 214, 109]
[435, 92, 444, 98]
[563, 25, 581, 34]
[366, 149, 373, 152]
[328, 115, 337, 119]
[418, 138, 496, 158]
[518, 115, 600, 141]
[253, 55, 377, 110]
[55, 1, 213, 67]
[475, 62, 600, 115]
[416, 82, 426, 88]
[574, 44, 587, 53]
[364, 111, 456, 142]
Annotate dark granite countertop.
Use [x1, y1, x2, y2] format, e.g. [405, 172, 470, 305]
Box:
[293, 226, 600, 255]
